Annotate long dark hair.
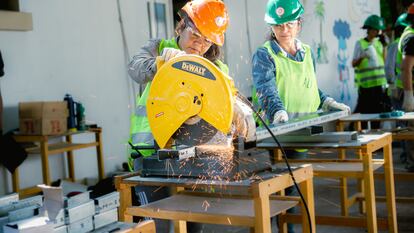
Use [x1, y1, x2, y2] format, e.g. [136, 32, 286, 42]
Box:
[176, 11, 223, 62]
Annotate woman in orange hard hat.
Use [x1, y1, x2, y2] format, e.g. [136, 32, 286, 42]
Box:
[127, 1, 229, 232]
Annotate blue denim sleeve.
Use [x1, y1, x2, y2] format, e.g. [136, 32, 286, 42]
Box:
[252, 47, 285, 121]
[310, 49, 328, 108]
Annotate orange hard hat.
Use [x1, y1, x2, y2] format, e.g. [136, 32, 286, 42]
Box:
[408, 3, 414, 15]
[182, 0, 229, 46]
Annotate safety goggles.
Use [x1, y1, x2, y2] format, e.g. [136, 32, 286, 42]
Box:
[274, 20, 299, 29]
[185, 25, 213, 45]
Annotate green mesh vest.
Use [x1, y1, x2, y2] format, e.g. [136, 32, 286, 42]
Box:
[252, 41, 320, 120]
[354, 38, 387, 88]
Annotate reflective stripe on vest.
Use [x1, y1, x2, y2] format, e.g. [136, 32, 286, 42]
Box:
[355, 39, 387, 88]
[262, 41, 320, 117]
[389, 38, 404, 89]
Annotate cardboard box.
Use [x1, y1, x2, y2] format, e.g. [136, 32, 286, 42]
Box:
[19, 102, 68, 135]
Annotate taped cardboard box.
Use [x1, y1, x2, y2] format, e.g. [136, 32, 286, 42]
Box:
[18, 102, 68, 135]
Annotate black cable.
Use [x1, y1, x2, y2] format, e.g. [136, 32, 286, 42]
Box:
[236, 93, 313, 233]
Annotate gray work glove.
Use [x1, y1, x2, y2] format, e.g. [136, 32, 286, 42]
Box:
[273, 110, 289, 124]
[322, 97, 351, 114]
[403, 90, 414, 112]
[160, 48, 185, 62]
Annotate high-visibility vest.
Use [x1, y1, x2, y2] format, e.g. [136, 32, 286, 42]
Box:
[127, 38, 228, 171]
[354, 38, 387, 88]
[397, 26, 414, 89]
[252, 41, 320, 120]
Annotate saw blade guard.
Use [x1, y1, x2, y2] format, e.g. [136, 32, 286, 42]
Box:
[147, 54, 236, 148]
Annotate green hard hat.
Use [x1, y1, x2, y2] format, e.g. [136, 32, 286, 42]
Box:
[265, 0, 304, 25]
[395, 13, 409, 28]
[363, 15, 385, 30]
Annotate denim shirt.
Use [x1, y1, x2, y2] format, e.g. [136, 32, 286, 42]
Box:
[252, 39, 327, 121]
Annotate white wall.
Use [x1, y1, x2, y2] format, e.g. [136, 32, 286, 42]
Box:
[0, 0, 151, 194]
[0, 0, 381, 195]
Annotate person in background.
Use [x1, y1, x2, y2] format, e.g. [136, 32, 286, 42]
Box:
[127, 0, 229, 232]
[385, 13, 409, 110]
[398, 3, 414, 172]
[352, 14, 391, 128]
[251, 0, 350, 232]
[385, 13, 409, 164]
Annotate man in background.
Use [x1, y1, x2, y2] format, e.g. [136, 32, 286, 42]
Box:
[399, 4, 414, 171]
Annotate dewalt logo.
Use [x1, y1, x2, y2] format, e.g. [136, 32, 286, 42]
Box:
[172, 60, 216, 80]
[181, 62, 206, 76]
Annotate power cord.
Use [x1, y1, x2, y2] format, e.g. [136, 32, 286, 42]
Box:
[237, 93, 313, 233]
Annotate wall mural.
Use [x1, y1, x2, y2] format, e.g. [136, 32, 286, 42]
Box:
[333, 19, 352, 103]
[314, 0, 329, 64]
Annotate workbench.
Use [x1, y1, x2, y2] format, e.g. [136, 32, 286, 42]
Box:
[115, 164, 315, 233]
[12, 128, 105, 197]
[337, 113, 414, 202]
[257, 133, 397, 233]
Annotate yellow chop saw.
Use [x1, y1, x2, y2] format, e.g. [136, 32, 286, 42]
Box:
[133, 54, 348, 180]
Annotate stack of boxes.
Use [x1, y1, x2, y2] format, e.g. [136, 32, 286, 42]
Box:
[0, 194, 50, 233]
[0, 188, 121, 233]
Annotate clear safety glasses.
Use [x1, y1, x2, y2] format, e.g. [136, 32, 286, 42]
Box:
[185, 26, 213, 46]
[274, 20, 299, 29]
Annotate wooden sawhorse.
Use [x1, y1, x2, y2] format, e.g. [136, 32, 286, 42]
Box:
[258, 133, 397, 233]
[115, 165, 315, 233]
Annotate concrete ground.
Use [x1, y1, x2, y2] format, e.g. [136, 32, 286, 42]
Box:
[176, 146, 414, 233]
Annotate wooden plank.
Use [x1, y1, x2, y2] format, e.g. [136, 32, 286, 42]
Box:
[374, 171, 414, 181]
[25, 141, 100, 155]
[285, 214, 389, 229]
[125, 220, 156, 233]
[127, 197, 297, 228]
[17, 186, 41, 198]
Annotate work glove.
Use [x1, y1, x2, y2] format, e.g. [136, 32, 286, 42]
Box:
[272, 110, 289, 124]
[160, 48, 185, 62]
[322, 97, 351, 114]
[403, 90, 414, 111]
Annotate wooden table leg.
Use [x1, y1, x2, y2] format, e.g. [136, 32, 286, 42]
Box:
[254, 194, 271, 233]
[65, 135, 75, 182]
[40, 139, 51, 185]
[118, 183, 133, 222]
[362, 152, 378, 233]
[172, 186, 186, 233]
[300, 177, 315, 233]
[338, 148, 349, 216]
[383, 143, 398, 233]
[95, 130, 105, 180]
[12, 167, 20, 193]
[337, 120, 350, 216]
[357, 149, 366, 214]
[174, 221, 187, 233]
